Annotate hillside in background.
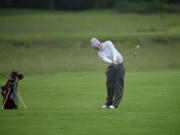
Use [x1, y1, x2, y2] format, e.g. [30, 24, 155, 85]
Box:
[0, 9, 180, 75]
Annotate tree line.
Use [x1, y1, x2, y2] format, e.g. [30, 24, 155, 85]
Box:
[0, 0, 180, 13]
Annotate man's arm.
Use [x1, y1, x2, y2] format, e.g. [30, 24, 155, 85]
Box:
[99, 53, 118, 65]
[98, 53, 112, 64]
[107, 41, 117, 62]
[107, 41, 118, 65]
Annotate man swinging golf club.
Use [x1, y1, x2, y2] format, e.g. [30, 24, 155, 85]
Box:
[91, 38, 125, 109]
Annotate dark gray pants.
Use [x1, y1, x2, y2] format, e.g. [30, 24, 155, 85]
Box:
[105, 64, 125, 108]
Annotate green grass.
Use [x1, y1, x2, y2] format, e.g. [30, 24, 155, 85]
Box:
[0, 9, 179, 135]
[0, 41, 180, 75]
[0, 9, 180, 75]
[0, 9, 180, 44]
[0, 70, 180, 135]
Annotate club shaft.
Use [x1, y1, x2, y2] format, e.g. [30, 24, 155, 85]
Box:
[17, 91, 27, 110]
[1, 88, 11, 110]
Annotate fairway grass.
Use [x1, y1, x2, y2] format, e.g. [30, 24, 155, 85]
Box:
[0, 70, 180, 135]
[0, 9, 180, 135]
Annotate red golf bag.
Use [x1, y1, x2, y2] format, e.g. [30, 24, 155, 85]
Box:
[1, 70, 24, 109]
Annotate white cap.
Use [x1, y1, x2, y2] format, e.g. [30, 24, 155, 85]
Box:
[90, 37, 101, 48]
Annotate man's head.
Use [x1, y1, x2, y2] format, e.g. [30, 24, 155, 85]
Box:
[90, 37, 102, 51]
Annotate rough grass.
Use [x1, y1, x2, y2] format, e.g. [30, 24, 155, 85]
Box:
[0, 9, 180, 44]
[0, 9, 180, 75]
[0, 70, 180, 135]
[0, 41, 180, 75]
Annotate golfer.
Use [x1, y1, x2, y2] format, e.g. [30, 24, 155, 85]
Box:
[91, 38, 125, 109]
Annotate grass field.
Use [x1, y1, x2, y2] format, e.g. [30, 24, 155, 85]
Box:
[0, 9, 180, 135]
[0, 70, 180, 135]
[0, 9, 180, 74]
[0, 9, 180, 75]
[0, 9, 180, 44]
[0, 42, 180, 76]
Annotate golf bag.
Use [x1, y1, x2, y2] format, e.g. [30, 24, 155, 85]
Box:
[1, 70, 24, 109]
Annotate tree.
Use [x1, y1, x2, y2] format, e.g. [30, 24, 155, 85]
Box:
[49, 0, 55, 10]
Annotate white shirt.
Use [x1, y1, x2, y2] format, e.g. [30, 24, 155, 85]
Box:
[98, 41, 123, 64]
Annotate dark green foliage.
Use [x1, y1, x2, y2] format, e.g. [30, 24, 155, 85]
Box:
[0, 0, 180, 13]
[115, 1, 180, 13]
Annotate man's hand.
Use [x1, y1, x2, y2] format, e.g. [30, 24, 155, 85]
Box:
[112, 61, 118, 66]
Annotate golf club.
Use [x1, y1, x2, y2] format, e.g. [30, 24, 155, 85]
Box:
[1, 88, 11, 110]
